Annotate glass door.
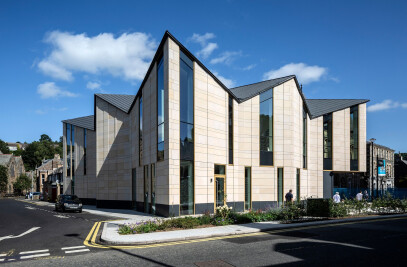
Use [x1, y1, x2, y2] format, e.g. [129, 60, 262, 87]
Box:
[144, 165, 149, 213]
[215, 176, 225, 208]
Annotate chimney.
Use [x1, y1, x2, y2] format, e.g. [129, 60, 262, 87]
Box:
[54, 154, 60, 160]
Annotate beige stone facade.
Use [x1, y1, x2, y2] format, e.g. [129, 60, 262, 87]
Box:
[62, 32, 368, 216]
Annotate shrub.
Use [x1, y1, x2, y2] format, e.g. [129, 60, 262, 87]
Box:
[307, 198, 330, 217]
[215, 205, 233, 220]
[277, 202, 306, 222]
[329, 199, 347, 217]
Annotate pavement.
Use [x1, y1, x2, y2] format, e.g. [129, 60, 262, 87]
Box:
[100, 212, 407, 245]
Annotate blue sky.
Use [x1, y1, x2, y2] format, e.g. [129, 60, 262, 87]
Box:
[0, 0, 406, 151]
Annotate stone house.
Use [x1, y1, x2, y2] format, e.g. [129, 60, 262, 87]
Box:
[62, 31, 368, 216]
[36, 154, 63, 198]
[366, 142, 395, 192]
[0, 154, 25, 194]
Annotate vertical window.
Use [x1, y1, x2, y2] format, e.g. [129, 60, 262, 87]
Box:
[260, 89, 273, 166]
[157, 57, 165, 162]
[303, 108, 307, 169]
[84, 129, 87, 176]
[139, 97, 143, 166]
[229, 96, 233, 164]
[244, 167, 251, 210]
[71, 125, 75, 194]
[143, 165, 149, 213]
[296, 168, 300, 201]
[277, 168, 284, 206]
[151, 163, 156, 214]
[66, 124, 71, 178]
[350, 106, 358, 171]
[179, 51, 194, 215]
[323, 114, 332, 170]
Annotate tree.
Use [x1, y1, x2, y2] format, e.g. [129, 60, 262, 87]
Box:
[40, 134, 52, 143]
[13, 174, 31, 195]
[0, 166, 8, 193]
[0, 139, 10, 154]
[12, 146, 23, 156]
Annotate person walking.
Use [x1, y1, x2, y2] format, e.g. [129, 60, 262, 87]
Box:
[356, 191, 363, 201]
[285, 189, 294, 205]
[333, 192, 341, 203]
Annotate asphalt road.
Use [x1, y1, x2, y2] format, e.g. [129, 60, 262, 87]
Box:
[1, 198, 407, 266]
[0, 198, 112, 264]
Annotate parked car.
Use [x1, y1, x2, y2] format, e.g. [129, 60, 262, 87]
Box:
[32, 192, 41, 200]
[55, 195, 82, 213]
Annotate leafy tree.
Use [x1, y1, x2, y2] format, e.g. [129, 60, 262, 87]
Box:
[0, 139, 10, 154]
[13, 174, 31, 195]
[0, 166, 8, 193]
[40, 134, 52, 143]
[12, 146, 24, 156]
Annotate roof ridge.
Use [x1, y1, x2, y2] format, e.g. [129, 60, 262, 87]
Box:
[95, 93, 136, 96]
[307, 98, 369, 100]
[230, 75, 295, 90]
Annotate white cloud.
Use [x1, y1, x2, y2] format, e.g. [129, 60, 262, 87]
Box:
[37, 82, 77, 99]
[189, 33, 218, 59]
[210, 51, 242, 65]
[86, 81, 101, 90]
[212, 71, 235, 88]
[263, 63, 327, 84]
[367, 100, 402, 112]
[38, 31, 157, 81]
[242, 64, 256, 71]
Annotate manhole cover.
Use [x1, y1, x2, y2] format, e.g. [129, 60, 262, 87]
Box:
[194, 259, 235, 267]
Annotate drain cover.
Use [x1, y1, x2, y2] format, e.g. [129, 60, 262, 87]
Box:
[194, 259, 235, 267]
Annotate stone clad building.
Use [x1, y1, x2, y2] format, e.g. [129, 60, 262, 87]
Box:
[0, 154, 25, 194]
[366, 142, 395, 191]
[62, 31, 368, 216]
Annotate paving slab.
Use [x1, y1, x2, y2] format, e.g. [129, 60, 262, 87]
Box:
[100, 213, 407, 245]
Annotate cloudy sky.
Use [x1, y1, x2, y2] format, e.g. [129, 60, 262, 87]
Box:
[0, 0, 406, 151]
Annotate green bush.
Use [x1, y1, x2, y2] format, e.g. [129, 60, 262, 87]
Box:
[329, 199, 347, 217]
[307, 198, 330, 217]
[277, 203, 306, 222]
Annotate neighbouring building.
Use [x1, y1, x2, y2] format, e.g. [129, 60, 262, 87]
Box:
[36, 154, 63, 199]
[62, 31, 368, 216]
[395, 153, 407, 188]
[7, 142, 27, 152]
[366, 142, 395, 194]
[0, 154, 25, 194]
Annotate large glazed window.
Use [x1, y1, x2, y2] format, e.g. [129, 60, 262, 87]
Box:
[260, 89, 273, 166]
[244, 167, 251, 210]
[157, 57, 165, 162]
[350, 106, 358, 171]
[296, 168, 300, 201]
[139, 97, 143, 166]
[84, 129, 87, 176]
[66, 123, 71, 178]
[179, 51, 194, 215]
[303, 108, 307, 169]
[277, 168, 284, 206]
[229, 96, 233, 164]
[323, 114, 332, 170]
[71, 125, 75, 194]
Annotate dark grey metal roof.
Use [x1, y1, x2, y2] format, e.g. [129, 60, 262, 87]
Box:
[62, 115, 94, 131]
[95, 94, 136, 113]
[230, 75, 296, 102]
[306, 99, 369, 119]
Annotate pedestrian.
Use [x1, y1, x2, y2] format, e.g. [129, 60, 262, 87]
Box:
[29, 191, 32, 200]
[356, 191, 363, 201]
[363, 190, 369, 200]
[333, 192, 341, 203]
[285, 189, 294, 205]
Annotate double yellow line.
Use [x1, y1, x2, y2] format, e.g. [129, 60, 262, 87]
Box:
[83, 216, 407, 250]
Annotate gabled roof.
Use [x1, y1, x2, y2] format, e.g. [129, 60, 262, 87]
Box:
[230, 75, 296, 102]
[95, 94, 136, 114]
[62, 115, 95, 131]
[306, 99, 369, 119]
[0, 154, 13, 166]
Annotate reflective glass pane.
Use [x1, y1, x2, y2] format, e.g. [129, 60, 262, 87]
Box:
[180, 160, 194, 215]
[157, 142, 164, 162]
[245, 167, 251, 210]
[180, 122, 194, 161]
[157, 57, 165, 125]
[216, 177, 225, 207]
[260, 88, 273, 102]
[214, 165, 225, 175]
[278, 168, 283, 205]
[157, 124, 164, 143]
[180, 59, 194, 124]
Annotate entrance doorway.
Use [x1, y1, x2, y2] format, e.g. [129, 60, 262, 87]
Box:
[214, 164, 226, 211]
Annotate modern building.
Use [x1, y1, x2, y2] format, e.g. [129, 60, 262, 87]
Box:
[366, 142, 395, 193]
[62, 31, 368, 216]
[0, 154, 25, 194]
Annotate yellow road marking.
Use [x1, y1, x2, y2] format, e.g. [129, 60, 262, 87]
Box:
[83, 215, 407, 250]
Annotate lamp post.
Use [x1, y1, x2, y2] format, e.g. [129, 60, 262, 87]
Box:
[370, 138, 376, 199]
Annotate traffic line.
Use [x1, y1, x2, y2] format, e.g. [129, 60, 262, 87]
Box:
[61, 245, 86, 250]
[0, 259, 4, 262]
[19, 249, 49, 255]
[64, 248, 90, 254]
[0, 253, 6, 257]
[20, 253, 50, 259]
